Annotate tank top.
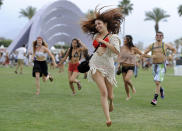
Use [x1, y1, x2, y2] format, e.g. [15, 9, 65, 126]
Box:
[35, 51, 47, 59]
[118, 46, 136, 65]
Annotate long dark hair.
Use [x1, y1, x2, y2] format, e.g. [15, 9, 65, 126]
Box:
[80, 6, 124, 37]
[68, 38, 81, 60]
[125, 35, 135, 49]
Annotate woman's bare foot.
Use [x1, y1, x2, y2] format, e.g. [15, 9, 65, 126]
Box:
[106, 121, 112, 127]
[36, 90, 40, 95]
[126, 96, 131, 101]
[72, 92, 76, 96]
[132, 88, 136, 94]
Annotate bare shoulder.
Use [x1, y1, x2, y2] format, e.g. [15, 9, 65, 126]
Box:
[132, 47, 141, 53]
[166, 43, 176, 51]
[145, 43, 153, 50]
[149, 43, 154, 48]
[42, 46, 48, 50]
[132, 46, 138, 50]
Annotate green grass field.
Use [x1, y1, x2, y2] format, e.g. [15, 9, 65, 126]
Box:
[0, 65, 182, 131]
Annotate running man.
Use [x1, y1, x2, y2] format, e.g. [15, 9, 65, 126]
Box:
[15, 44, 26, 74]
[144, 31, 176, 105]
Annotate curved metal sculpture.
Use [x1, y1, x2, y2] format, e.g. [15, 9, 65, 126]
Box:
[7, 0, 93, 54]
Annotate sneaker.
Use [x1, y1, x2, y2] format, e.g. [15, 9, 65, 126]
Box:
[151, 99, 157, 105]
[160, 87, 165, 99]
[48, 74, 53, 82]
[116, 67, 122, 75]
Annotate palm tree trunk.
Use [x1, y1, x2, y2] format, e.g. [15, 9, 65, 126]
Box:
[122, 17, 126, 42]
[155, 22, 159, 33]
[176, 43, 179, 54]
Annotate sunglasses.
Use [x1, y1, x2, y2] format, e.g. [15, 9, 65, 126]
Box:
[156, 34, 163, 37]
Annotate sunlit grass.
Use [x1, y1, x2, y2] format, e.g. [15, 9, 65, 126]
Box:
[0, 65, 181, 131]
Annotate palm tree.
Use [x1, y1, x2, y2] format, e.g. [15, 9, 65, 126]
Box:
[144, 8, 170, 33]
[118, 0, 133, 37]
[85, 9, 95, 18]
[174, 39, 182, 54]
[19, 6, 37, 20]
[178, 5, 182, 16]
[0, 0, 3, 9]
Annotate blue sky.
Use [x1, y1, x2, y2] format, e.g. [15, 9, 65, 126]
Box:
[0, 0, 182, 47]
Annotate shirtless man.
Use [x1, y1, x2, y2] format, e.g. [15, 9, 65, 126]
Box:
[144, 31, 176, 105]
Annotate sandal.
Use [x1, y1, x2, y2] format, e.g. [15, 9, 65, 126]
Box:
[77, 81, 82, 90]
[48, 74, 53, 82]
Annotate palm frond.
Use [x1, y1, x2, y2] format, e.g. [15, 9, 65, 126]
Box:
[19, 6, 37, 20]
[144, 8, 170, 22]
[85, 9, 95, 18]
[118, 0, 133, 16]
[178, 5, 182, 16]
[0, 0, 3, 8]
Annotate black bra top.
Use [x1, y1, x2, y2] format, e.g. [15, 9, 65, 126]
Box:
[73, 52, 79, 58]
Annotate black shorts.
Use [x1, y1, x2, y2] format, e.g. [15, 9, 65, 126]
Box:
[122, 66, 135, 73]
[32, 60, 48, 77]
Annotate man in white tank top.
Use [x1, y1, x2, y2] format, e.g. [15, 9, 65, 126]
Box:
[15, 44, 26, 74]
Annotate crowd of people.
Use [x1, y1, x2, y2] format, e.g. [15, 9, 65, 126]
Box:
[0, 6, 177, 127]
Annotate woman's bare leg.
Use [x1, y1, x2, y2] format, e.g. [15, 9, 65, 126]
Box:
[105, 78, 114, 112]
[125, 70, 136, 94]
[68, 71, 75, 95]
[122, 73, 130, 100]
[92, 71, 111, 123]
[35, 72, 40, 95]
[70, 72, 81, 90]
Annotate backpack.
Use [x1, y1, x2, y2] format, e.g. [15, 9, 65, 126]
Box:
[151, 42, 166, 56]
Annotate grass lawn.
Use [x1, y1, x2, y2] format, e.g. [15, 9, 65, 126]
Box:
[0, 65, 182, 131]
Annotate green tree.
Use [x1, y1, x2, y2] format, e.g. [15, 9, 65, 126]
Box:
[144, 8, 170, 33]
[85, 9, 95, 18]
[174, 38, 182, 54]
[178, 5, 182, 16]
[0, 38, 12, 47]
[118, 0, 133, 37]
[19, 6, 37, 20]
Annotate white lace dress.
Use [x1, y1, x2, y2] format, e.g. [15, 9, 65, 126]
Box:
[88, 34, 121, 87]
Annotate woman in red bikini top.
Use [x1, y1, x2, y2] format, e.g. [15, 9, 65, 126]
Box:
[80, 6, 123, 127]
[59, 38, 87, 95]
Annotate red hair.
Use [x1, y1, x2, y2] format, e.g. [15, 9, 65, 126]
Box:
[37, 36, 43, 40]
[32, 36, 48, 54]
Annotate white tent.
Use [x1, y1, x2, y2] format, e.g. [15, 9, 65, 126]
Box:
[7, 0, 93, 54]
